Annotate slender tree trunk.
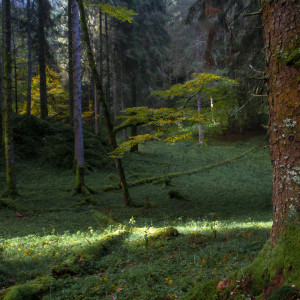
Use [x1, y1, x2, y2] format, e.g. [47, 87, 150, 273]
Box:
[120, 67, 128, 141]
[0, 1, 4, 148]
[261, 0, 300, 243]
[195, 21, 204, 146]
[38, 0, 48, 119]
[3, 0, 17, 195]
[197, 95, 204, 145]
[13, 33, 17, 114]
[68, 0, 74, 126]
[96, 8, 103, 136]
[99, 9, 103, 88]
[105, 13, 111, 113]
[26, 0, 32, 117]
[71, 0, 85, 193]
[78, 0, 130, 206]
[130, 78, 138, 152]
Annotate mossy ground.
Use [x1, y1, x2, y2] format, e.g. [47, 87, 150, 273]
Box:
[0, 129, 283, 299]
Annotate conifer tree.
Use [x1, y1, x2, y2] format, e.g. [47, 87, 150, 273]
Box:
[71, 0, 85, 193]
[38, 0, 48, 119]
[3, 0, 17, 195]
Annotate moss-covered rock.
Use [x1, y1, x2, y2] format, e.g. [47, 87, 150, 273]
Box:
[52, 230, 127, 278]
[2, 282, 42, 300]
[149, 227, 179, 241]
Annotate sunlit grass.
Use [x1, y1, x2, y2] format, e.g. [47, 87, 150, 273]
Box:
[0, 134, 273, 298]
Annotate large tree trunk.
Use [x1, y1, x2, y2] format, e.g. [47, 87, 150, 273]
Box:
[3, 0, 17, 195]
[38, 0, 48, 119]
[71, 0, 85, 193]
[78, 0, 131, 206]
[68, 0, 74, 126]
[26, 0, 32, 117]
[262, 0, 300, 243]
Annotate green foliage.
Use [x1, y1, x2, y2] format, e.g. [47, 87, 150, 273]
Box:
[2, 282, 42, 300]
[98, 3, 137, 23]
[269, 286, 300, 300]
[153, 72, 238, 99]
[112, 73, 238, 157]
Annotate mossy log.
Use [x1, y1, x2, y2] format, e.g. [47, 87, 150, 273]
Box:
[103, 146, 257, 192]
[52, 230, 127, 278]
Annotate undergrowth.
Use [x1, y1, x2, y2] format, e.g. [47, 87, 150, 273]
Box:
[0, 130, 275, 299]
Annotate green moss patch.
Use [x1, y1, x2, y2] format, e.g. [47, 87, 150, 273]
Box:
[51, 230, 127, 278]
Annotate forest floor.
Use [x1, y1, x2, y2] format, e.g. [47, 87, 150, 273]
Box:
[0, 133, 273, 299]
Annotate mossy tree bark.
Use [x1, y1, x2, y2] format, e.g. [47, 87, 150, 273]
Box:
[3, 0, 17, 196]
[261, 0, 300, 243]
[38, 0, 48, 119]
[78, 0, 130, 206]
[71, 0, 85, 193]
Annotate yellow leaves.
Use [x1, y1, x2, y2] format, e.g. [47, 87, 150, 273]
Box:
[20, 66, 69, 120]
[98, 3, 137, 23]
[152, 72, 238, 100]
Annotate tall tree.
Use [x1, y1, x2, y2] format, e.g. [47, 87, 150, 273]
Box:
[78, 0, 131, 206]
[68, 0, 74, 126]
[3, 0, 17, 195]
[71, 0, 85, 192]
[26, 0, 32, 117]
[261, 0, 299, 242]
[38, 0, 48, 119]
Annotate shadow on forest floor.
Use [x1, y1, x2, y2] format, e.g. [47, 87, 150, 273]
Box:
[0, 134, 273, 299]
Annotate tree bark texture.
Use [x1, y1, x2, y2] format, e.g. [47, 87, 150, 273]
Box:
[105, 13, 111, 111]
[78, 0, 130, 206]
[262, 0, 300, 243]
[3, 0, 17, 195]
[68, 0, 74, 126]
[26, 0, 32, 117]
[71, 0, 85, 192]
[38, 0, 48, 119]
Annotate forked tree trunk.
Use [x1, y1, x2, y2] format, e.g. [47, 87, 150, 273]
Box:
[3, 0, 17, 195]
[78, 0, 130, 206]
[71, 0, 85, 193]
[26, 0, 32, 117]
[261, 0, 299, 243]
[38, 0, 48, 119]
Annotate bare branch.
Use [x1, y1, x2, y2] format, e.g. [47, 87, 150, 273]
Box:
[244, 10, 262, 17]
[249, 64, 265, 74]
